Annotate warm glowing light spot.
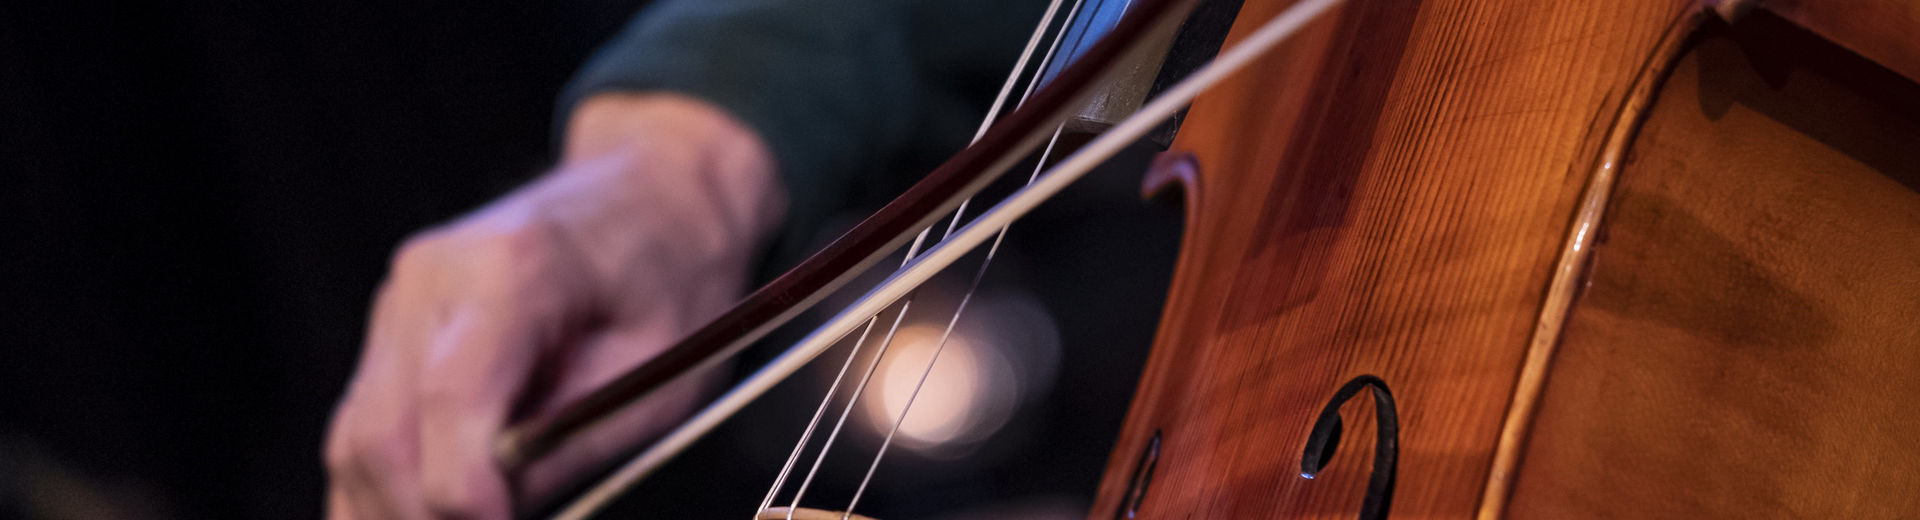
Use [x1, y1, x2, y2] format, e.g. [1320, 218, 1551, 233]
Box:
[859, 324, 1017, 455]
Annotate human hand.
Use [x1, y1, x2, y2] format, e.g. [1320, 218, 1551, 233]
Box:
[324, 93, 784, 519]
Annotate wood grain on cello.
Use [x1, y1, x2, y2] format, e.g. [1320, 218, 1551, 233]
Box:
[1093, 0, 1920, 518]
[1511, 10, 1920, 517]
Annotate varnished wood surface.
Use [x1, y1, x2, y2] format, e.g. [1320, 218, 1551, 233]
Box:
[1476, 9, 1711, 517]
[1506, 12, 1920, 518]
[1090, 0, 1696, 517]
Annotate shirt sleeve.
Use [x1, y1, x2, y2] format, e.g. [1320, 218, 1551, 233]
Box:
[558, 0, 1045, 253]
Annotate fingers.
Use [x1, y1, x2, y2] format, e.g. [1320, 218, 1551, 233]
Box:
[406, 221, 594, 519]
[322, 131, 775, 517]
[331, 383, 431, 520]
[513, 322, 717, 503]
[329, 245, 563, 520]
[416, 305, 544, 520]
[509, 255, 745, 505]
[326, 276, 436, 520]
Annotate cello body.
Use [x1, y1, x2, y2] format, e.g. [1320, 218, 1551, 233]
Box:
[1090, 0, 1920, 518]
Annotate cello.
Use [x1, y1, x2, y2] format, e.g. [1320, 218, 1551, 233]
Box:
[498, 0, 1920, 517]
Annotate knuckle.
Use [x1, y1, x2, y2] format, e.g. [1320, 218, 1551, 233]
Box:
[339, 417, 406, 474]
[390, 208, 587, 301]
[323, 435, 354, 474]
[446, 219, 548, 270]
[323, 411, 371, 474]
[483, 225, 562, 279]
[389, 230, 449, 275]
[494, 221, 553, 257]
[345, 431, 385, 467]
[475, 230, 587, 317]
[323, 411, 354, 472]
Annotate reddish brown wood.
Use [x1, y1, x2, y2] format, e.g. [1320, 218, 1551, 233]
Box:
[1091, 1, 1697, 517]
[1091, 1, 1920, 518]
[1507, 12, 1920, 518]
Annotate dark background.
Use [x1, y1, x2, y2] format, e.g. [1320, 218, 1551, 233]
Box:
[0, 1, 1180, 518]
[1, 1, 648, 516]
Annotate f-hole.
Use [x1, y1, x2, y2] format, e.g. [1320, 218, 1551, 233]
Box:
[1114, 430, 1161, 519]
[1299, 375, 1398, 520]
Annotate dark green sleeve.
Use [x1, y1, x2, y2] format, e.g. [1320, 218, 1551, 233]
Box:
[559, 0, 1045, 251]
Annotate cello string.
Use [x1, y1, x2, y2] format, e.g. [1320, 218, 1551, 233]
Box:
[752, 308, 880, 515]
[553, 0, 1341, 517]
[779, 285, 914, 518]
[819, 0, 1089, 507]
[841, 126, 1062, 519]
[756, 0, 1069, 515]
[783, 0, 1090, 511]
[837, 0, 1346, 506]
[970, 0, 1074, 144]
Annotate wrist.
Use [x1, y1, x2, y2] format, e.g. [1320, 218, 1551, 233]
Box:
[565, 92, 783, 231]
[539, 92, 786, 313]
[563, 92, 773, 176]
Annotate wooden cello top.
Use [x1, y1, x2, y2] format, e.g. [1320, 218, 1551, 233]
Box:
[1090, 0, 1920, 518]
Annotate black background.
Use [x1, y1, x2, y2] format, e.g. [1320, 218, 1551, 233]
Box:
[1, 1, 640, 516]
